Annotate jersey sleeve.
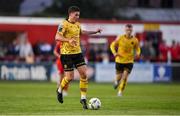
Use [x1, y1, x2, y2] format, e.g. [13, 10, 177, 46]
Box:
[57, 21, 67, 36]
[110, 35, 121, 55]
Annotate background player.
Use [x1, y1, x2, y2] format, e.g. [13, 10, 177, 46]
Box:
[110, 24, 141, 97]
[53, 42, 68, 96]
[55, 6, 102, 109]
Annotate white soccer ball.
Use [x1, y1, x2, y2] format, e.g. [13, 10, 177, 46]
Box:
[88, 98, 101, 110]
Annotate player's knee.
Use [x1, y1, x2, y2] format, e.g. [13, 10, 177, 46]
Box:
[65, 75, 73, 82]
[68, 78, 73, 82]
[80, 75, 87, 80]
[116, 75, 121, 80]
[122, 75, 128, 80]
[116, 70, 123, 75]
[80, 73, 87, 79]
[79, 70, 87, 78]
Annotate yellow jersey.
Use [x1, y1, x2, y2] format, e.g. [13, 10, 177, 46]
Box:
[57, 20, 81, 54]
[110, 34, 141, 63]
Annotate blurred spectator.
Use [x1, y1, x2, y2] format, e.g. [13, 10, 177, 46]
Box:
[148, 40, 156, 59]
[88, 44, 97, 62]
[37, 41, 52, 55]
[40, 42, 52, 54]
[101, 44, 109, 64]
[102, 53, 109, 64]
[170, 40, 179, 61]
[0, 41, 7, 57]
[18, 33, 34, 63]
[159, 40, 169, 61]
[6, 38, 20, 56]
[141, 40, 156, 62]
[141, 40, 151, 61]
[97, 46, 103, 62]
[178, 42, 180, 59]
[33, 41, 42, 55]
[108, 47, 114, 62]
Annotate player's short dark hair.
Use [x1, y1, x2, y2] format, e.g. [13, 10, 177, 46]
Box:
[68, 6, 80, 14]
[125, 24, 133, 28]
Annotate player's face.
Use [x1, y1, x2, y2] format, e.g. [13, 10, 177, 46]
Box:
[69, 11, 80, 22]
[125, 27, 133, 35]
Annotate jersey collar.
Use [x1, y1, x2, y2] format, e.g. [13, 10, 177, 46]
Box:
[66, 19, 76, 24]
[124, 34, 133, 39]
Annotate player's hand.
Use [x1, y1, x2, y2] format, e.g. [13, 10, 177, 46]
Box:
[96, 28, 102, 34]
[114, 53, 122, 58]
[69, 38, 78, 47]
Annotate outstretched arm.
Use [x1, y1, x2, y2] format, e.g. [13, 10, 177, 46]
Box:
[81, 28, 102, 35]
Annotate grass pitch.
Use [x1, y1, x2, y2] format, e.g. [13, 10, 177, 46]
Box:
[0, 81, 180, 115]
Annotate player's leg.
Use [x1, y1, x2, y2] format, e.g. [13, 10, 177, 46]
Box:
[118, 70, 129, 96]
[114, 63, 123, 89]
[57, 55, 74, 103]
[77, 65, 88, 109]
[75, 53, 88, 109]
[60, 73, 68, 96]
[77, 65, 88, 100]
[114, 71, 123, 89]
[57, 72, 63, 88]
[118, 63, 133, 96]
[59, 61, 69, 96]
[57, 71, 74, 103]
[59, 71, 73, 92]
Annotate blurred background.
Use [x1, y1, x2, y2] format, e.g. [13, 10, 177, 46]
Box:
[0, 0, 180, 83]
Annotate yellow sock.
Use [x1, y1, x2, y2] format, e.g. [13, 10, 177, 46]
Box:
[118, 78, 127, 93]
[80, 77, 88, 99]
[58, 77, 69, 93]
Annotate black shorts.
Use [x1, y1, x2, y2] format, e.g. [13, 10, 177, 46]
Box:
[61, 53, 86, 71]
[115, 63, 133, 74]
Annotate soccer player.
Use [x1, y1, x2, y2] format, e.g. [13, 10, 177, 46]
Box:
[110, 24, 141, 97]
[53, 42, 68, 96]
[55, 6, 102, 109]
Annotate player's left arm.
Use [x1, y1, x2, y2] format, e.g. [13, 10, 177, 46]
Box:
[81, 28, 102, 35]
[134, 38, 141, 58]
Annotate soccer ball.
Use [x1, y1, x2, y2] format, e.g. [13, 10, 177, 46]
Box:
[88, 98, 101, 110]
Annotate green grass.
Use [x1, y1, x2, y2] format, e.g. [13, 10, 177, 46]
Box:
[0, 81, 180, 115]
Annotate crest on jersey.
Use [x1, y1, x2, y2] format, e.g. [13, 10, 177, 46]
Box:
[131, 42, 134, 45]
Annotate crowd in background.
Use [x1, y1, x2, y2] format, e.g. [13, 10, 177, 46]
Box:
[0, 33, 180, 64]
[88, 39, 180, 63]
[140, 39, 180, 62]
[0, 33, 53, 63]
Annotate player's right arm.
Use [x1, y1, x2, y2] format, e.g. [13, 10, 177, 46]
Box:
[55, 33, 70, 42]
[110, 36, 121, 58]
[55, 21, 77, 47]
